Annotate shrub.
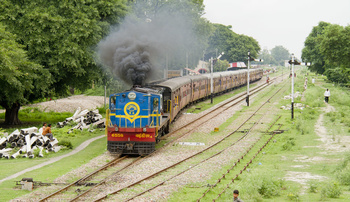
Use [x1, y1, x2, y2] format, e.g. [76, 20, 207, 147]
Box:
[282, 137, 296, 151]
[287, 192, 299, 201]
[308, 181, 319, 193]
[58, 140, 73, 149]
[321, 181, 342, 198]
[257, 177, 283, 198]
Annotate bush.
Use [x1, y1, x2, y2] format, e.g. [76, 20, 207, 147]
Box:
[308, 181, 319, 193]
[257, 177, 283, 198]
[335, 153, 350, 185]
[58, 140, 73, 149]
[287, 192, 300, 201]
[282, 137, 296, 151]
[321, 181, 342, 198]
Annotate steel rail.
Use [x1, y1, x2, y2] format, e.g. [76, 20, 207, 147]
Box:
[211, 124, 283, 202]
[198, 117, 282, 201]
[69, 156, 142, 202]
[123, 108, 279, 202]
[38, 155, 127, 201]
[160, 78, 276, 141]
[94, 82, 286, 202]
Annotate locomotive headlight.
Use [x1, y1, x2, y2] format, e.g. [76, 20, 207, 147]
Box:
[128, 92, 136, 100]
[143, 128, 147, 132]
[115, 127, 118, 132]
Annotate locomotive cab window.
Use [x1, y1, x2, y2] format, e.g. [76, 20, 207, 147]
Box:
[110, 96, 116, 110]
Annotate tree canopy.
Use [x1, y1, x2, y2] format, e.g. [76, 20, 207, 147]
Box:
[206, 24, 260, 63]
[1, 0, 128, 94]
[0, 23, 50, 124]
[270, 45, 290, 66]
[0, 0, 128, 124]
[302, 21, 350, 84]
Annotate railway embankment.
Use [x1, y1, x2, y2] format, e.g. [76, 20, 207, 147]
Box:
[4, 69, 350, 201]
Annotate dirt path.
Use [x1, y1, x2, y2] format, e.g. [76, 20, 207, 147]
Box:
[285, 103, 350, 194]
[0, 135, 105, 184]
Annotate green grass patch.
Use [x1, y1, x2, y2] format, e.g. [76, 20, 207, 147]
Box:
[0, 136, 107, 201]
[169, 69, 350, 201]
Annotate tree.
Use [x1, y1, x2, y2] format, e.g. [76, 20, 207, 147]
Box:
[259, 49, 276, 65]
[207, 24, 260, 63]
[214, 59, 230, 72]
[302, 21, 350, 84]
[0, 0, 128, 124]
[270, 45, 290, 66]
[301, 21, 331, 74]
[0, 23, 50, 124]
[0, 0, 128, 95]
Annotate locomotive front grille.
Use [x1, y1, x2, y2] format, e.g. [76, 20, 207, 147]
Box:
[108, 141, 155, 156]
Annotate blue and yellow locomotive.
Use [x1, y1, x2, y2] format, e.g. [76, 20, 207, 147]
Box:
[106, 87, 170, 155]
[106, 68, 263, 155]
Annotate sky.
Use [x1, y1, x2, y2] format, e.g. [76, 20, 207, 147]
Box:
[203, 0, 350, 59]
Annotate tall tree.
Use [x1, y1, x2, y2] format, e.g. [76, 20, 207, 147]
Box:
[319, 24, 350, 84]
[270, 45, 290, 66]
[0, 23, 50, 124]
[0, 0, 128, 124]
[301, 21, 330, 74]
[259, 48, 276, 65]
[207, 24, 260, 63]
[0, 0, 128, 95]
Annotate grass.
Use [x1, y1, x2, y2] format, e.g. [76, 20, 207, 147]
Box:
[0, 136, 107, 201]
[0, 104, 108, 201]
[168, 69, 350, 201]
[0, 107, 72, 129]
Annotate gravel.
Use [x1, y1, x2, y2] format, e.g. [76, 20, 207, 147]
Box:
[29, 95, 105, 113]
[14, 77, 281, 201]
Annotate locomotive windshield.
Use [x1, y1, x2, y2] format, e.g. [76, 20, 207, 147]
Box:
[110, 96, 116, 110]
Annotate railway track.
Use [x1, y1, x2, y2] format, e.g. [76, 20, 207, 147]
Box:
[38, 156, 142, 201]
[158, 76, 279, 144]
[38, 75, 283, 201]
[89, 80, 287, 201]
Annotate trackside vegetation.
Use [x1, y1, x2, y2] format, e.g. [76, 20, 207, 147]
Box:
[169, 69, 350, 201]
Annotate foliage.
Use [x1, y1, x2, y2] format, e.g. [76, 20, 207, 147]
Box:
[335, 153, 350, 185]
[257, 176, 283, 198]
[0, 0, 128, 124]
[0, 23, 51, 124]
[206, 23, 260, 62]
[282, 137, 296, 150]
[213, 59, 230, 72]
[308, 181, 319, 193]
[58, 140, 73, 150]
[259, 48, 276, 65]
[301, 21, 330, 74]
[271, 45, 290, 66]
[0, 0, 128, 95]
[302, 21, 350, 85]
[320, 181, 342, 198]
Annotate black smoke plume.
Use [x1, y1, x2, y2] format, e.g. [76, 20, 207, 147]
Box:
[97, 4, 194, 86]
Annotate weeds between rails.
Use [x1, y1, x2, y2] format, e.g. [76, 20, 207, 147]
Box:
[93, 80, 287, 201]
[39, 76, 283, 202]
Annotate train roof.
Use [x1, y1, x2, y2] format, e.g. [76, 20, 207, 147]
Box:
[156, 76, 192, 91]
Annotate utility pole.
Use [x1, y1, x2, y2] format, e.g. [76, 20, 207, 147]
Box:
[288, 54, 299, 119]
[247, 51, 251, 106]
[291, 54, 295, 119]
[186, 52, 188, 75]
[210, 57, 214, 104]
[165, 53, 168, 79]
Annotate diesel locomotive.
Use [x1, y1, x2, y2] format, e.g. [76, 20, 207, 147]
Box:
[106, 68, 263, 155]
